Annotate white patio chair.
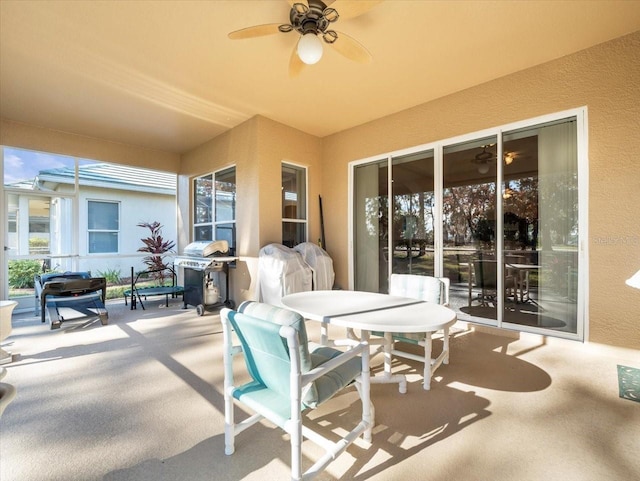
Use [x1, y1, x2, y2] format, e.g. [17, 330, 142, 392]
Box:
[0, 368, 17, 419]
[221, 301, 372, 481]
[372, 274, 452, 391]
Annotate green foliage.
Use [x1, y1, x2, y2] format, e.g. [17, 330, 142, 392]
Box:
[29, 237, 49, 248]
[105, 285, 129, 300]
[8, 259, 42, 288]
[137, 221, 176, 284]
[97, 267, 122, 285]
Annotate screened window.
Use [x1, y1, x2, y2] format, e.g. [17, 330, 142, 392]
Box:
[282, 163, 307, 247]
[88, 200, 119, 253]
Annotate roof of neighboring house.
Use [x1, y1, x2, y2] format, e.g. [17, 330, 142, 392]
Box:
[35, 163, 176, 195]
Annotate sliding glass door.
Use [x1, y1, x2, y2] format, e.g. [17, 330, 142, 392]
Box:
[353, 159, 388, 292]
[352, 150, 436, 294]
[501, 118, 579, 333]
[442, 136, 498, 321]
[351, 110, 585, 339]
[391, 151, 436, 278]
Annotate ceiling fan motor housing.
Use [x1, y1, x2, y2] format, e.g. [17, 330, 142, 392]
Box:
[289, 1, 339, 37]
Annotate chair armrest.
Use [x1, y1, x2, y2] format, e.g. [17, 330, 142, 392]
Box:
[300, 341, 366, 386]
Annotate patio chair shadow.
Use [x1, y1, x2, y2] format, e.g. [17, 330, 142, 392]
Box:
[103, 383, 491, 481]
[371, 329, 552, 393]
[316, 384, 491, 480]
[103, 430, 291, 481]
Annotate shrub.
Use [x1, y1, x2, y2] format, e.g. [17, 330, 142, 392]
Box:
[8, 259, 42, 288]
[97, 267, 122, 285]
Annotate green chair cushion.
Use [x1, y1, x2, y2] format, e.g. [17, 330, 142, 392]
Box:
[307, 346, 361, 408]
[238, 301, 312, 372]
[230, 302, 361, 418]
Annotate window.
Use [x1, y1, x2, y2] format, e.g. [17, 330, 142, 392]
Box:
[282, 163, 307, 247]
[88, 200, 119, 253]
[193, 167, 236, 252]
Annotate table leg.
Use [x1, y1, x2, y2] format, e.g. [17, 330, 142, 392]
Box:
[360, 330, 373, 443]
[369, 332, 407, 394]
[424, 333, 433, 390]
[320, 321, 329, 346]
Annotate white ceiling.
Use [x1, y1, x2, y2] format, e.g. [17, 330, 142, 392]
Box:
[1, 0, 640, 154]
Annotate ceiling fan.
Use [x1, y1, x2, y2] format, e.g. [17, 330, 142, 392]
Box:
[228, 0, 382, 77]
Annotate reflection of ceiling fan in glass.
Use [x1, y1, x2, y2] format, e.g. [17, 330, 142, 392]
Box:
[471, 145, 495, 174]
[471, 144, 517, 174]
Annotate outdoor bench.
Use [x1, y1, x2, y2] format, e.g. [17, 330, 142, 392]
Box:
[124, 266, 184, 310]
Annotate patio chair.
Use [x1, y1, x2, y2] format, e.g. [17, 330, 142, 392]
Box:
[0, 368, 17, 419]
[472, 259, 517, 305]
[221, 301, 372, 481]
[372, 274, 451, 390]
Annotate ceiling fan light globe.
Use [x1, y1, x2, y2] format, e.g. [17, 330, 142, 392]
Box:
[298, 33, 323, 65]
[477, 163, 490, 174]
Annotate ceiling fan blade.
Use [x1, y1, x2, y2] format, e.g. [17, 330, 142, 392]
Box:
[328, 31, 372, 63]
[329, 0, 383, 20]
[289, 40, 305, 78]
[228, 24, 283, 40]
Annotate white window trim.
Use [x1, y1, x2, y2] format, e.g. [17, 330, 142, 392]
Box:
[282, 161, 308, 244]
[192, 165, 236, 243]
[87, 199, 120, 255]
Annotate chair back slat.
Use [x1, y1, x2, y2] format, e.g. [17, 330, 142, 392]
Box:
[390, 274, 447, 305]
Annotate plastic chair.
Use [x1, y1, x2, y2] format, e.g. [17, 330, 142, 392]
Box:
[0, 368, 17, 419]
[372, 274, 452, 391]
[221, 301, 372, 481]
[0, 300, 18, 364]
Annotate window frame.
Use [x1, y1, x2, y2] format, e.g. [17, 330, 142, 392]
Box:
[87, 199, 120, 254]
[281, 161, 308, 247]
[192, 165, 236, 252]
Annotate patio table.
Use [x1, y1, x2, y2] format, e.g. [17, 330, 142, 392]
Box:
[281, 290, 457, 393]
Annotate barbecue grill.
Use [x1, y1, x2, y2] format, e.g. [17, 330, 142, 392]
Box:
[174, 240, 237, 316]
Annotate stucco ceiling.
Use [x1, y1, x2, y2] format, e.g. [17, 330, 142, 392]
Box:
[1, 0, 640, 154]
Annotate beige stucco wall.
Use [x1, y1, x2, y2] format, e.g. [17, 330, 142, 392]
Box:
[322, 31, 640, 349]
[180, 115, 322, 305]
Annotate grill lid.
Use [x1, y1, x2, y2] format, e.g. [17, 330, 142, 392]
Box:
[183, 240, 229, 258]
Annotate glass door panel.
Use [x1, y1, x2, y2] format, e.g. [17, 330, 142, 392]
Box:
[443, 136, 498, 321]
[502, 118, 578, 334]
[353, 159, 388, 292]
[391, 150, 435, 277]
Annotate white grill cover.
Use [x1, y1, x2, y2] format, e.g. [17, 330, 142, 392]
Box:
[293, 242, 335, 291]
[258, 243, 312, 305]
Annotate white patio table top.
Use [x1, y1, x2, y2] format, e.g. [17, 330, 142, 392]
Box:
[281, 290, 457, 392]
